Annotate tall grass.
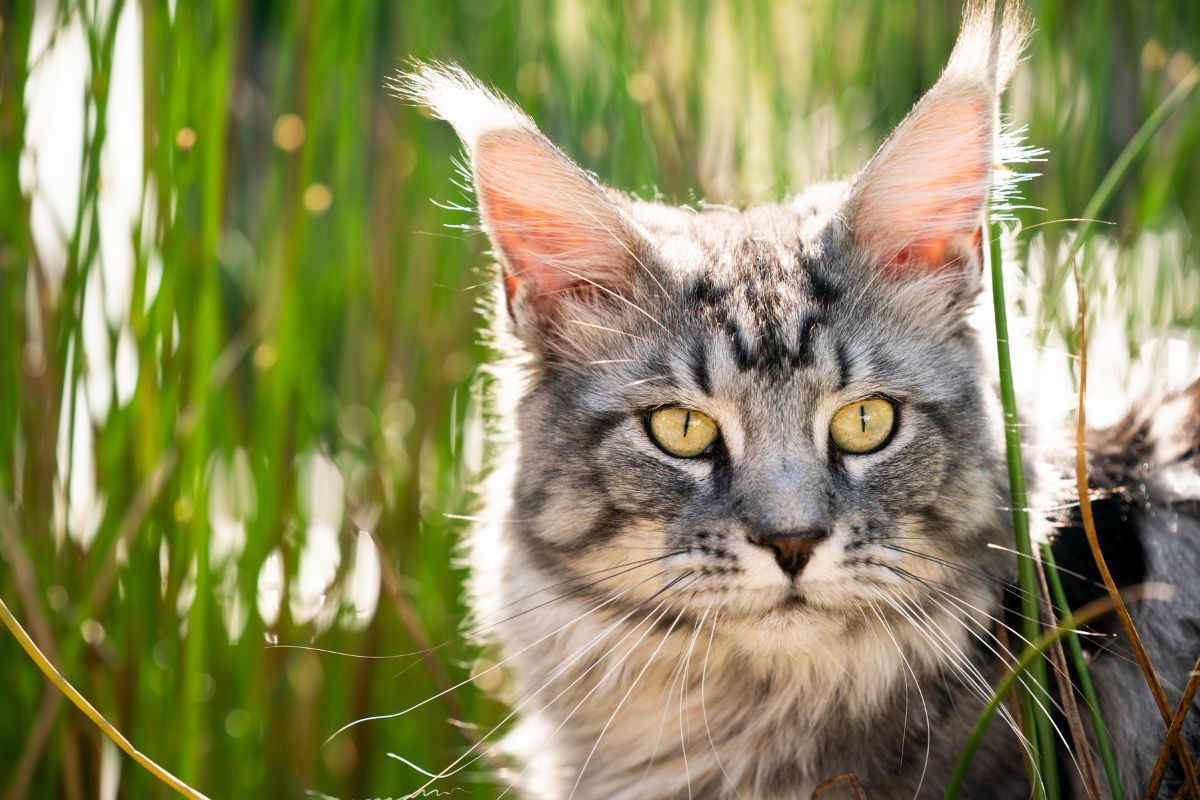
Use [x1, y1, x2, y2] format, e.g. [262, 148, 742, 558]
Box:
[1, 1, 1198, 797]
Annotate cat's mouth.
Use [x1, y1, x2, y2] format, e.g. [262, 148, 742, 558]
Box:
[776, 592, 809, 611]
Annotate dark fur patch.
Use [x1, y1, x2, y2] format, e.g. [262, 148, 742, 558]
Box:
[803, 259, 840, 307]
[723, 317, 757, 371]
[550, 503, 630, 556]
[834, 339, 852, 389]
[690, 273, 728, 309]
[689, 338, 712, 395]
[797, 316, 820, 367]
[580, 410, 629, 443]
[1046, 494, 1147, 654]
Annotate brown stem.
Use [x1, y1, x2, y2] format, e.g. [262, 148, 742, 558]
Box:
[1146, 655, 1200, 799]
[1036, 559, 1104, 799]
[813, 771, 869, 800]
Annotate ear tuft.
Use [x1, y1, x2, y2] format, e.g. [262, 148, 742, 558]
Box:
[390, 61, 535, 157]
[845, 0, 1031, 281]
[943, 0, 1030, 91]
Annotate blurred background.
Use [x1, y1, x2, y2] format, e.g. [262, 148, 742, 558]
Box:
[1, 1, 1198, 797]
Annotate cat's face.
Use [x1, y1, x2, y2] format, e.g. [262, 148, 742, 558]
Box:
[403, 8, 1026, 639]
[506, 197, 1008, 634]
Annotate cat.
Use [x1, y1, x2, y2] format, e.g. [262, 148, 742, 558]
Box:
[398, 1, 1200, 797]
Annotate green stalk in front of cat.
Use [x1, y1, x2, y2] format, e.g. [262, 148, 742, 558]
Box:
[1040, 542, 1124, 800]
[947, 589, 1140, 799]
[984, 223, 1060, 800]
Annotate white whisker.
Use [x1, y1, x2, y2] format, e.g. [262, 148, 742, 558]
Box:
[565, 318, 648, 341]
[568, 597, 692, 799]
[701, 613, 743, 799]
[490, 573, 700, 799]
[325, 569, 656, 744]
[865, 599, 931, 798]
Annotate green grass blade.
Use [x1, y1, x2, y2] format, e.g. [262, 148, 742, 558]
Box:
[987, 224, 1059, 799]
[1040, 542, 1124, 800]
[945, 588, 1162, 799]
[1042, 64, 1200, 318]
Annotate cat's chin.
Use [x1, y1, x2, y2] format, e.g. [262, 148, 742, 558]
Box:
[766, 590, 859, 622]
[712, 593, 870, 657]
[776, 593, 809, 611]
[707, 585, 855, 626]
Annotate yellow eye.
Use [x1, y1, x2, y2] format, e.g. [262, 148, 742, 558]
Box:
[648, 407, 719, 458]
[829, 397, 896, 454]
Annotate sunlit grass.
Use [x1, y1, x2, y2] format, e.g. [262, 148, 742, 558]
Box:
[2, 1, 1198, 797]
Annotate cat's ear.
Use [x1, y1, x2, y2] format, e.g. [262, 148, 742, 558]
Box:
[397, 64, 642, 340]
[845, 1, 1029, 285]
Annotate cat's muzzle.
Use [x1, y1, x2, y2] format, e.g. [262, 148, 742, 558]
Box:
[747, 527, 829, 577]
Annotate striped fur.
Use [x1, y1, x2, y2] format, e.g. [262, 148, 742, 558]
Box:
[398, 2, 1200, 797]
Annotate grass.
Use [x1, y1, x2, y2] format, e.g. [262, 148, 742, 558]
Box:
[987, 219, 1058, 799]
[1, 1, 1198, 797]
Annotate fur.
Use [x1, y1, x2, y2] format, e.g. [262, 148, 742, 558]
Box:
[396, 2, 1200, 797]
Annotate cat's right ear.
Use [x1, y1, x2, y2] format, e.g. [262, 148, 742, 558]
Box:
[396, 64, 643, 347]
[842, 1, 1029, 295]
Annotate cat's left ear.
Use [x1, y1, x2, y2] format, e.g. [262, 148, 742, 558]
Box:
[844, 1, 1029, 287]
[397, 63, 644, 347]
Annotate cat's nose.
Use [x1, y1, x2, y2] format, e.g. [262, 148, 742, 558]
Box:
[748, 528, 828, 577]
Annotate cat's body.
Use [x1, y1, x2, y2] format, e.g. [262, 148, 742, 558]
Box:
[401, 2, 1200, 797]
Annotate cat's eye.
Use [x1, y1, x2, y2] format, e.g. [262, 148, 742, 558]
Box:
[648, 407, 719, 458]
[829, 397, 896, 454]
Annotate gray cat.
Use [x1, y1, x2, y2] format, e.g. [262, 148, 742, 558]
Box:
[399, 2, 1200, 797]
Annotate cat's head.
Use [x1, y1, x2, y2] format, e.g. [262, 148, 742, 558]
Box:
[401, 1, 1029, 639]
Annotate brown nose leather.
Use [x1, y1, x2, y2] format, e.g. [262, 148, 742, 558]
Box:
[749, 529, 828, 577]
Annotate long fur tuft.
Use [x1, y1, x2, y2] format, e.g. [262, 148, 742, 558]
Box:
[389, 61, 536, 154]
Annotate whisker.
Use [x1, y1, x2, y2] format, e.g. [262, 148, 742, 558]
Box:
[882, 591, 992, 701]
[288, 554, 681, 670]
[324, 568, 663, 743]
[882, 543, 1041, 605]
[465, 553, 684, 633]
[443, 512, 536, 523]
[883, 590, 1038, 774]
[701, 612, 743, 799]
[677, 604, 711, 800]
[638, 604, 702, 787]
[566, 318, 648, 341]
[490, 572, 701, 799]
[568, 596, 693, 799]
[624, 375, 671, 388]
[554, 261, 672, 334]
[864, 598, 931, 797]
[409, 600, 665, 794]
[983, 542, 1105, 589]
[572, 197, 678, 309]
[884, 575, 1088, 786]
[371, 553, 689, 680]
[448, 591, 681, 791]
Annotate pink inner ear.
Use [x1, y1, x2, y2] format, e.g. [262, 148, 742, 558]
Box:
[852, 90, 994, 278]
[885, 200, 985, 278]
[480, 187, 600, 297]
[473, 130, 632, 315]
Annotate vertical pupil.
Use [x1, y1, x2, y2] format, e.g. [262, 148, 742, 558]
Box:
[859, 404, 867, 433]
[682, 409, 692, 438]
